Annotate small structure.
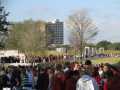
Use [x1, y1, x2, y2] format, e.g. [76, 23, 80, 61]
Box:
[56, 47, 67, 53]
[99, 47, 105, 54]
[83, 46, 97, 58]
[84, 47, 90, 58]
[0, 50, 19, 57]
[91, 47, 97, 57]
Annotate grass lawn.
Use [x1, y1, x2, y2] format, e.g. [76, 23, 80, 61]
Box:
[92, 57, 120, 64]
[101, 50, 120, 54]
[28, 50, 65, 56]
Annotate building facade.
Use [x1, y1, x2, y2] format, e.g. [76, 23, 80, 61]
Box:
[46, 19, 64, 45]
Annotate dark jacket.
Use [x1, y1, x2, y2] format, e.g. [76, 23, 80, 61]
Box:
[37, 72, 49, 90]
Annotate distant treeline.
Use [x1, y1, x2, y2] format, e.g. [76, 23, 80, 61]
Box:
[96, 40, 120, 50]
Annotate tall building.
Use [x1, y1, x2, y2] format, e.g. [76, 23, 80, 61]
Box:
[46, 19, 64, 45]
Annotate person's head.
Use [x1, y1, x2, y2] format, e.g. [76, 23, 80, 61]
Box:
[92, 67, 99, 77]
[73, 70, 80, 79]
[74, 63, 79, 71]
[83, 60, 93, 75]
[47, 68, 54, 78]
[103, 63, 113, 79]
[99, 66, 103, 71]
[85, 60, 92, 65]
[47, 67, 53, 74]
[56, 64, 62, 71]
[84, 60, 92, 69]
[103, 63, 110, 72]
[22, 68, 26, 75]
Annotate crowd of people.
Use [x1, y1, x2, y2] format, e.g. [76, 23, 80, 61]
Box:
[0, 55, 74, 63]
[0, 60, 120, 90]
[96, 54, 120, 58]
[26, 55, 74, 63]
[1, 53, 119, 64]
[0, 56, 20, 63]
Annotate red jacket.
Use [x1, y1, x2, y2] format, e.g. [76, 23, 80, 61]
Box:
[103, 79, 108, 90]
[65, 78, 76, 90]
[94, 76, 101, 86]
[53, 73, 65, 90]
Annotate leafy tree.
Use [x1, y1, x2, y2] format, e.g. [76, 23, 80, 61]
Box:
[6, 19, 46, 52]
[109, 43, 120, 50]
[96, 40, 111, 50]
[0, 1, 9, 48]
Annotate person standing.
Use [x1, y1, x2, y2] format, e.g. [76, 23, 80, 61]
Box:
[76, 60, 99, 90]
[21, 68, 33, 90]
[36, 68, 49, 90]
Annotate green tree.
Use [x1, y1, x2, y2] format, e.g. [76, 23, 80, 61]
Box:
[6, 19, 46, 52]
[0, 1, 9, 48]
[96, 40, 111, 50]
[109, 43, 120, 50]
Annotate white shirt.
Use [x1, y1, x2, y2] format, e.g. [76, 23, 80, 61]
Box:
[76, 75, 99, 90]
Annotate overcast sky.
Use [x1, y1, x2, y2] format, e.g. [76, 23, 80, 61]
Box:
[5, 0, 120, 44]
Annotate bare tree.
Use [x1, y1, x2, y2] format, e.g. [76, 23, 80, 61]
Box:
[66, 10, 98, 60]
